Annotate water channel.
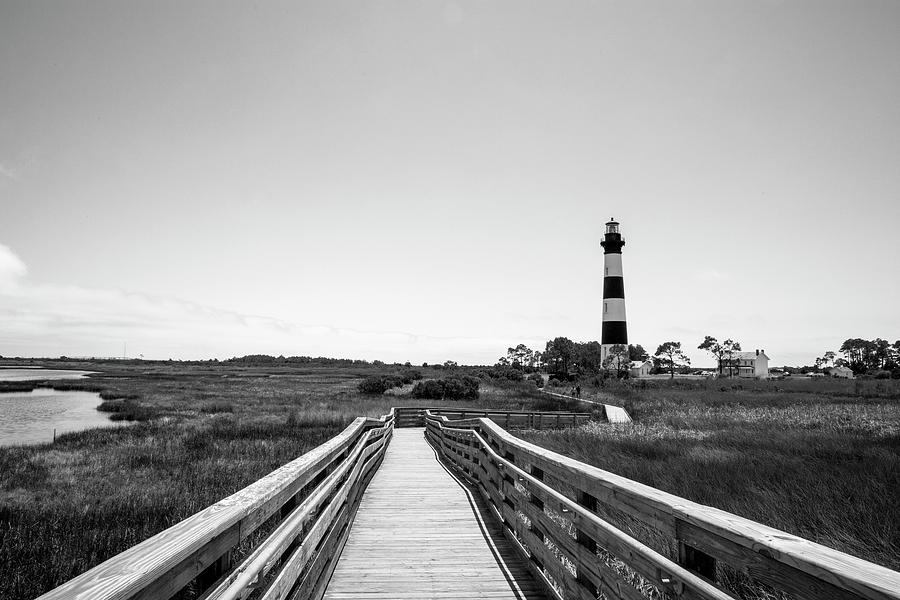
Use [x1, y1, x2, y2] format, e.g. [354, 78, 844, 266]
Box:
[0, 368, 122, 446]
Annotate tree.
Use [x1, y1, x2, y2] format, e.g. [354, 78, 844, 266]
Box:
[574, 341, 604, 375]
[698, 336, 724, 376]
[628, 344, 650, 363]
[654, 342, 691, 379]
[603, 344, 631, 378]
[544, 337, 576, 376]
[840, 338, 877, 373]
[698, 336, 741, 377]
[873, 338, 891, 369]
[505, 344, 537, 370]
[721, 339, 742, 377]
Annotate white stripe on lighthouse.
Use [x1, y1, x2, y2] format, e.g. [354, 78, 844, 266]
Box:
[603, 298, 627, 321]
[604, 254, 623, 277]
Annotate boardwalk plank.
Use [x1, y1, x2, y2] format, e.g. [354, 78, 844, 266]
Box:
[323, 429, 546, 600]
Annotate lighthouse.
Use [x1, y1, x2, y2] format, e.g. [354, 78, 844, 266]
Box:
[600, 218, 627, 366]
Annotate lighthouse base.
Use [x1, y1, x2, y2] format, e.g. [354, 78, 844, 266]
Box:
[601, 343, 631, 374]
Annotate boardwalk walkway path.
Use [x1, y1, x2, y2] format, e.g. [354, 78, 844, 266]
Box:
[323, 428, 546, 600]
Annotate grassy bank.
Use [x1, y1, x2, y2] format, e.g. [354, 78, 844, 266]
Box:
[2, 365, 897, 599]
[519, 377, 900, 578]
[0, 363, 560, 600]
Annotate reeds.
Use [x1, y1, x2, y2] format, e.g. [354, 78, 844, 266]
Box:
[519, 377, 900, 574]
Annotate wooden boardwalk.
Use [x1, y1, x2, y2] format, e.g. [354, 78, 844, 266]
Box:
[323, 428, 546, 600]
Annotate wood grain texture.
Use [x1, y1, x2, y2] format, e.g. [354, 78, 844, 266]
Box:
[425, 411, 900, 600]
[323, 429, 546, 600]
[206, 428, 390, 600]
[37, 411, 396, 600]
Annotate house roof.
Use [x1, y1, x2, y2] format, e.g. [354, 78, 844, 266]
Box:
[730, 351, 768, 360]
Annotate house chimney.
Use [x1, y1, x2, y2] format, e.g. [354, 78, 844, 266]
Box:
[756, 349, 759, 356]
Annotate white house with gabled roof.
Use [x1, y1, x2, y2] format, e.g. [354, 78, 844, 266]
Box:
[724, 349, 769, 378]
[829, 365, 854, 379]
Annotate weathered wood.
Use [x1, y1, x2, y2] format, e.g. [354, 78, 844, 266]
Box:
[322, 429, 546, 600]
[39, 406, 900, 600]
[401, 407, 590, 431]
[426, 410, 900, 600]
[205, 429, 388, 600]
[38, 411, 395, 600]
[260, 443, 386, 600]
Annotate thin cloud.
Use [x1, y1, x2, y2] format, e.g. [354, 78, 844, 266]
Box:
[0, 243, 27, 289]
[0, 249, 508, 363]
[693, 269, 729, 281]
[0, 162, 18, 181]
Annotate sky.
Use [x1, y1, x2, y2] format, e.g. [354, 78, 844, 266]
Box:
[1, 0, 898, 367]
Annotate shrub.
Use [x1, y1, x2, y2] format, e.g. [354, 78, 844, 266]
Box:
[547, 376, 572, 388]
[526, 372, 544, 388]
[410, 379, 444, 399]
[479, 366, 524, 382]
[357, 375, 403, 395]
[398, 369, 424, 384]
[442, 376, 480, 400]
[411, 376, 480, 400]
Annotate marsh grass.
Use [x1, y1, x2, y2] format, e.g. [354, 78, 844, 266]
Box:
[0, 366, 368, 599]
[519, 378, 900, 578]
[0, 363, 575, 599]
[4, 365, 896, 599]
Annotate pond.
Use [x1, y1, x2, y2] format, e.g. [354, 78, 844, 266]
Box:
[0, 388, 123, 446]
[0, 367, 96, 381]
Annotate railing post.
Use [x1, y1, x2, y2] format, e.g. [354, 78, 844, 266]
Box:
[679, 541, 717, 581]
[196, 551, 232, 592]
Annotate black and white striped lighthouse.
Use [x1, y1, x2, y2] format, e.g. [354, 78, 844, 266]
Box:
[600, 218, 627, 365]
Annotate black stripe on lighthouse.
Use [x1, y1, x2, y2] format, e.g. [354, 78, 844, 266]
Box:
[602, 321, 628, 344]
[603, 276, 625, 299]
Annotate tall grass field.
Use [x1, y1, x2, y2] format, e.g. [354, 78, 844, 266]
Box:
[0, 362, 897, 600]
[522, 377, 900, 573]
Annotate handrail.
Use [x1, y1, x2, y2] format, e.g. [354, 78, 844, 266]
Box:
[37, 409, 396, 600]
[393, 406, 591, 429]
[540, 389, 633, 423]
[424, 411, 900, 600]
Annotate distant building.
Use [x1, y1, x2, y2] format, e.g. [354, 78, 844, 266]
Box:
[629, 360, 652, 378]
[830, 365, 854, 379]
[724, 349, 769, 379]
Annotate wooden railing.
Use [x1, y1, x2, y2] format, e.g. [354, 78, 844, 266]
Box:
[424, 411, 900, 600]
[540, 389, 633, 423]
[393, 406, 591, 429]
[37, 409, 395, 600]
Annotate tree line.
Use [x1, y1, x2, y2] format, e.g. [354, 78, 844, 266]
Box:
[822, 338, 900, 376]
[496, 339, 692, 379]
